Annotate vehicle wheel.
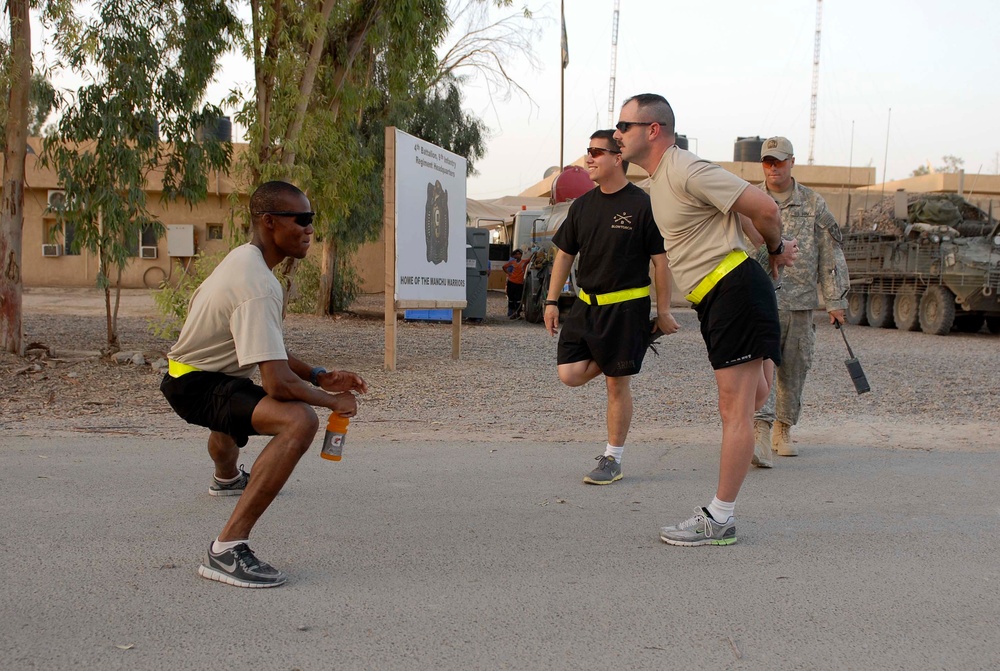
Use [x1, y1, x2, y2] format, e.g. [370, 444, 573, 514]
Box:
[918, 286, 956, 335]
[522, 270, 545, 324]
[845, 291, 868, 326]
[986, 316, 1000, 335]
[866, 293, 895, 329]
[892, 292, 921, 332]
[953, 313, 985, 333]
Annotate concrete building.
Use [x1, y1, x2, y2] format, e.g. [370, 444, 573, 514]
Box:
[7, 138, 245, 290]
[10, 136, 996, 294]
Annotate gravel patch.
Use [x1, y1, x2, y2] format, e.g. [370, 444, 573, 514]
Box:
[3, 289, 999, 452]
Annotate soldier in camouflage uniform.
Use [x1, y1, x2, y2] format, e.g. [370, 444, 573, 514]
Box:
[751, 137, 850, 467]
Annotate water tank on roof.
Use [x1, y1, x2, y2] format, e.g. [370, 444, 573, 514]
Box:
[550, 165, 595, 204]
[734, 136, 764, 162]
[197, 116, 233, 143]
[675, 134, 689, 151]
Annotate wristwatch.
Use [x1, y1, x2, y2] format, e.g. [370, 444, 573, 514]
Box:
[544, 299, 559, 306]
[309, 367, 327, 386]
[768, 240, 785, 256]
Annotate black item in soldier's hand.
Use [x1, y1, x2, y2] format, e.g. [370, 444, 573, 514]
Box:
[834, 321, 870, 395]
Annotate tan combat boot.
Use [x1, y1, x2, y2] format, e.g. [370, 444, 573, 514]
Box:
[751, 420, 773, 468]
[773, 421, 797, 456]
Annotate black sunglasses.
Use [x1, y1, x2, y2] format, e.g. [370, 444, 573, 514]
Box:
[614, 121, 656, 133]
[253, 210, 315, 226]
[586, 146, 621, 158]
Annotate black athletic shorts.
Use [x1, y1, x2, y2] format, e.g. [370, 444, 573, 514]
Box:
[557, 294, 651, 377]
[160, 371, 267, 447]
[694, 258, 781, 370]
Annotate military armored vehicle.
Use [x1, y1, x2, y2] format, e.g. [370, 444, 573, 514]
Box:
[843, 194, 1000, 335]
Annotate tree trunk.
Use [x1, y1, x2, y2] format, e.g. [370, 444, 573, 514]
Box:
[328, 5, 382, 121]
[111, 266, 122, 351]
[280, 0, 337, 168]
[104, 283, 114, 347]
[251, 0, 284, 181]
[1, 0, 31, 355]
[316, 235, 337, 316]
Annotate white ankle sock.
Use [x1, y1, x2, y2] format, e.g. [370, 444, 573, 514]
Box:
[707, 497, 735, 523]
[214, 471, 242, 485]
[212, 538, 249, 554]
[604, 444, 623, 463]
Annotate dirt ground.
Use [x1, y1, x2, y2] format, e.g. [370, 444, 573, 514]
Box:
[3, 286, 999, 455]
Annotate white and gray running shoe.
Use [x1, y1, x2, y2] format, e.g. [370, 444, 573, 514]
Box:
[198, 542, 287, 588]
[209, 465, 250, 497]
[659, 507, 737, 547]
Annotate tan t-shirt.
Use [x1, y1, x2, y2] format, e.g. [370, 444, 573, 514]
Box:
[648, 146, 750, 296]
[168, 243, 286, 377]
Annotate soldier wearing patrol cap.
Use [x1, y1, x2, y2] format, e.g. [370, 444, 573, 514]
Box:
[751, 136, 851, 467]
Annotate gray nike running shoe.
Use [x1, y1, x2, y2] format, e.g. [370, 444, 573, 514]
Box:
[659, 507, 737, 546]
[198, 542, 287, 588]
[583, 454, 622, 485]
[209, 465, 249, 497]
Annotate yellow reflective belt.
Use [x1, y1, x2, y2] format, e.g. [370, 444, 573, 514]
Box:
[685, 250, 749, 305]
[168, 359, 201, 378]
[578, 285, 650, 306]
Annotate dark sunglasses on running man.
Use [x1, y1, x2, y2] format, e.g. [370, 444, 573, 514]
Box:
[253, 211, 315, 226]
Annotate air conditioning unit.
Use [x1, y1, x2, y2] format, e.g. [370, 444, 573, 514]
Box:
[42, 243, 62, 257]
[139, 245, 158, 259]
[47, 190, 66, 210]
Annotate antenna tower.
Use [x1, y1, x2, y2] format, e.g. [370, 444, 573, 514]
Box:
[807, 0, 823, 164]
[607, 0, 620, 126]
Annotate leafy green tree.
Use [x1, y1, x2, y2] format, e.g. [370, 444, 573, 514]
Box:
[231, 0, 535, 315]
[42, 0, 239, 350]
[0, 65, 59, 144]
[910, 155, 966, 177]
[937, 155, 965, 173]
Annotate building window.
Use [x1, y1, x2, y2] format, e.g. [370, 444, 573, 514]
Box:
[44, 219, 80, 255]
[207, 224, 223, 240]
[126, 225, 159, 256]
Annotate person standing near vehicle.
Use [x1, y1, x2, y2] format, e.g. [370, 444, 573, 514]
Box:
[614, 94, 798, 546]
[750, 137, 850, 467]
[503, 248, 530, 319]
[544, 129, 679, 485]
[161, 180, 367, 588]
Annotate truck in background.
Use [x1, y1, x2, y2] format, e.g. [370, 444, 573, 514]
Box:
[843, 193, 1000, 335]
[485, 166, 596, 323]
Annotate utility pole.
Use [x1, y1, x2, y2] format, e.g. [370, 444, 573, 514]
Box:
[808, 0, 823, 165]
[607, 0, 620, 126]
[559, 0, 566, 169]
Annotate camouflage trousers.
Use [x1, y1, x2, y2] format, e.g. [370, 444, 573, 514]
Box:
[755, 309, 816, 426]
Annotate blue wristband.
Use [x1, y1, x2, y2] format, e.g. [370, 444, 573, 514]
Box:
[309, 367, 327, 386]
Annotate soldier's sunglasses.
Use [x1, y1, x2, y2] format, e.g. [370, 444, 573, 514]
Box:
[586, 146, 621, 158]
[614, 121, 656, 133]
[253, 211, 315, 226]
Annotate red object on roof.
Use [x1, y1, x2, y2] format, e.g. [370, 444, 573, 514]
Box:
[550, 165, 595, 204]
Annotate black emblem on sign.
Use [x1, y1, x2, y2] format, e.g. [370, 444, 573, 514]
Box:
[425, 180, 449, 264]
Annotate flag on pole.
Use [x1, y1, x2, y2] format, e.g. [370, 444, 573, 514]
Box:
[561, 3, 569, 69]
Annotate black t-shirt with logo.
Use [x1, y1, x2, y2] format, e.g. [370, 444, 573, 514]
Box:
[553, 182, 665, 295]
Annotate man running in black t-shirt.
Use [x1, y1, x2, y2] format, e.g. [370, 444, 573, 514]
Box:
[544, 129, 680, 484]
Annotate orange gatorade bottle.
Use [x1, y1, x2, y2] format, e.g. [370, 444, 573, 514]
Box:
[321, 414, 349, 461]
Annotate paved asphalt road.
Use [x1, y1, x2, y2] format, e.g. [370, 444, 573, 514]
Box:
[3, 433, 998, 670]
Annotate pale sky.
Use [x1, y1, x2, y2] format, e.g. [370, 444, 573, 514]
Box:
[458, 0, 1000, 199]
[28, 1, 1000, 200]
